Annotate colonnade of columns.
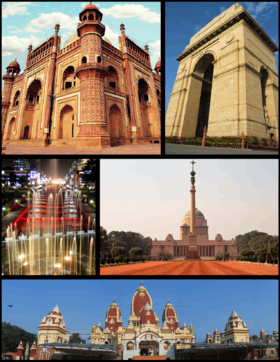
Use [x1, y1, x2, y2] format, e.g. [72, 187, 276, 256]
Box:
[173, 245, 216, 256]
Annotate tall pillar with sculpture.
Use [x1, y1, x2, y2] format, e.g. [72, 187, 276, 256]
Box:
[186, 160, 201, 260]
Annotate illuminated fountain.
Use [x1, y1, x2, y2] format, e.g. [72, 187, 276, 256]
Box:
[3, 186, 95, 275]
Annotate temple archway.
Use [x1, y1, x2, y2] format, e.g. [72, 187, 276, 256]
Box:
[59, 105, 74, 139]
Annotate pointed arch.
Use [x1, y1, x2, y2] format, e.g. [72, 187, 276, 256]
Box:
[106, 65, 120, 90]
[59, 104, 74, 139]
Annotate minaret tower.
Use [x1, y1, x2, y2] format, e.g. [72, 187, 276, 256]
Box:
[2, 59, 20, 139]
[186, 160, 200, 259]
[76, 3, 110, 148]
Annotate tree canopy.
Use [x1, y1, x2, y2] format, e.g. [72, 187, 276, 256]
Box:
[69, 333, 86, 344]
[100, 228, 152, 258]
[2, 321, 37, 354]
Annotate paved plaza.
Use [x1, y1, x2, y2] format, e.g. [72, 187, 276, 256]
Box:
[3, 144, 160, 155]
[165, 144, 278, 155]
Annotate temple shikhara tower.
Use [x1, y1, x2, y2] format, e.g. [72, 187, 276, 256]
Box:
[2, 3, 160, 149]
[91, 281, 195, 359]
[151, 161, 239, 260]
[166, 3, 278, 140]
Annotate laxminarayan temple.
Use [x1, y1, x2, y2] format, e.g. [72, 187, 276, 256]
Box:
[4, 283, 279, 360]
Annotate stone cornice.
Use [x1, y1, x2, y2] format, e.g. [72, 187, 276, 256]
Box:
[177, 6, 278, 61]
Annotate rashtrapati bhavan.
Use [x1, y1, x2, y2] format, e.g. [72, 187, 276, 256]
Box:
[166, 3, 278, 140]
[151, 162, 240, 260]
[2, 3, 161, 149]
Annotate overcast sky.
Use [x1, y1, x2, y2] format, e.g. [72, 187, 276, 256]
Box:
[101, 159, 278, 240]
[2, 279, 278, 343]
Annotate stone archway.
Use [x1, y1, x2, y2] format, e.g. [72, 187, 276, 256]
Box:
[109, 104, 125, 146]
[184, 53, 215, 138]
[138, 78, 152, 137]
[21, 78, 42, 140]
[59, 105, 74, 140]
[6, 117, 16, 140]
[23, 125, 30, 139]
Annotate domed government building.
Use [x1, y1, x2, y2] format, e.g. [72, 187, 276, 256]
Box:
[151, 161, 240, 260]
[2, 3, 161, 149]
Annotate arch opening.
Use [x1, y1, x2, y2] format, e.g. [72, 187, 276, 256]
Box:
[109, 104, 125, 146]
[63, 65, 75, 90]
[59, 105, 74, 140]
[106, 66, 119, 90]
[138, 78, 154, 137]
[6, 117, 16, 141]
[20, 79, 42, 140]
[192, 53, 215, 137]
[13, 90, 20, 106]
[260, 67, 269, 126]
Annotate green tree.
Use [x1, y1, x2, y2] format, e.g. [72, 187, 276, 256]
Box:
[129, 247, 143, 259]
[235, 231, 268, 251]
[69, 333, 86, 344]
[2, 321, 37, 354]
[111, 246, 125, 259]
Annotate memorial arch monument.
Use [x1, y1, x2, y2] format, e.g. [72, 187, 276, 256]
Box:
[166, 3, 279, 140]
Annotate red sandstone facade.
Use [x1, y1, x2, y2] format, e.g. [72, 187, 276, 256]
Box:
[2, 3, 161, 149]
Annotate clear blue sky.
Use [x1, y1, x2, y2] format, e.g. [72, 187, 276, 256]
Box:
[166, 2, 279, 113]
[2, 2, 160, 89]
[101, 159, 278, 240]
[2, 279, 278, 342]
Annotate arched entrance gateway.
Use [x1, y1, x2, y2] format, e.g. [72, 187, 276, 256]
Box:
[109, 104, 125, 145]
[136, 332, 162, 357]
[138, 78, 153, 138]
[6, 117, 16, 140]
[166, 3, 279, 140]
[194, 54, 214, 137]
[59, 105, 74, 139]
[21, 78, 42, 140]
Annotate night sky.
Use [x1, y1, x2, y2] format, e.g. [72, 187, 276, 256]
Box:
[2, 159, 78, 178]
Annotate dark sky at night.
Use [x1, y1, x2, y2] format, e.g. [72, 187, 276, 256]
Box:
[2, 159, 79, 178]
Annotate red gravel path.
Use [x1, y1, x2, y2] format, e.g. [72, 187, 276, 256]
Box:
[100, 261, 279, 276]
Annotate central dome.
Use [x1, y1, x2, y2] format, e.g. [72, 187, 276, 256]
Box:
[185, 208, 204, 218]
[63, 34, 80, 48]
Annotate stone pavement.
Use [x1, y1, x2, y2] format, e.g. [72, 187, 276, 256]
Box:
[3, 144, 160, 155]
[165, 144, 279, 155]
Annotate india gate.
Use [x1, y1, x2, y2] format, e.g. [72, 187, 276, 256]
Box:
[151, 161, 239, 260]
[166, 3, 278, 140]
